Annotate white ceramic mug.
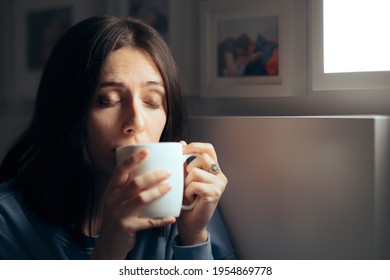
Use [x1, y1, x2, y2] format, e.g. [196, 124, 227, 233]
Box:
[116, 142, 197, 218]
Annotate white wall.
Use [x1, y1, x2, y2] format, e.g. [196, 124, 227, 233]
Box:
[2, 0, 390, 155]
[188, 116, 390, 259]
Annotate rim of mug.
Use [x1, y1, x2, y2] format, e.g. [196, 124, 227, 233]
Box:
[116, 142, 182, 151]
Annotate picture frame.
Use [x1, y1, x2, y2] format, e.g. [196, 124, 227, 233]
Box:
[200, 0, 293, 98]
[11, 0, 87, 99]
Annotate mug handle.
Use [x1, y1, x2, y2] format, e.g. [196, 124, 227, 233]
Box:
[181, 153, 198, 211]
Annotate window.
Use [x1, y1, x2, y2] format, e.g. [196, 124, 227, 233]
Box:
[311, 0, 390, 90]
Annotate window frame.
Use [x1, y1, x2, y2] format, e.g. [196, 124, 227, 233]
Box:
[310, 0, 390, 92]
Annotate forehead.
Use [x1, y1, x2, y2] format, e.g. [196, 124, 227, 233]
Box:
[101, 47, 161, 80]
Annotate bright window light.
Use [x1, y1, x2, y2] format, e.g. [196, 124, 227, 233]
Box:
[324, 0, 390, 73]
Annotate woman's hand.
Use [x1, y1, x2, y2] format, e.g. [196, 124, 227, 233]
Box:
[177, 141, 228, 246]
[91, 149, 176, 259]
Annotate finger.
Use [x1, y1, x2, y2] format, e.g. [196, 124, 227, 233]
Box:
[184, 168, 228, 201]
[185, 166, 215, 185]
[131, 170, 171, 191]
[106, 169, 172, 223]
[128, 182, 172, 209]
[184, 181, 224, 204]
[186, 153, 221, 175]
[111, 149, 148, 187]
[103, 182, 174, 228]
[126, 216, 176, 232]
[119, 171, 171, 203]
[185, 168, 227, 197]
[116, 182, 173, 221]
[183, 142, 218, 162]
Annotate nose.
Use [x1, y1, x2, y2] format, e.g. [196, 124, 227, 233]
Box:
[122, 100, 145, 135]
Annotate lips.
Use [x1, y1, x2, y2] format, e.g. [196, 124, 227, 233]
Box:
[112, 138, 158, 152]
[112, 142, 145, 151]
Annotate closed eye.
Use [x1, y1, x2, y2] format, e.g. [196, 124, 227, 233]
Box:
[143, 101, 161, 110]
[97, 95, 122, 108]
[141, 89, 165, 111]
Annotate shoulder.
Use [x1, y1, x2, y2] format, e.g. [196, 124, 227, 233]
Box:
[0, 179, 23, 228]
[0, 179, 33, 259]
[0, 179, 17, 206]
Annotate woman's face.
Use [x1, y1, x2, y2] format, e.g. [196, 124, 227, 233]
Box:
[86, 47, 167, 176]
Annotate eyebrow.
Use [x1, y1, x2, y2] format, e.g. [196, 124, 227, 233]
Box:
[99, 81, 124, 88]
[145, 81, 165, 88]
[99, 80, 165, 89]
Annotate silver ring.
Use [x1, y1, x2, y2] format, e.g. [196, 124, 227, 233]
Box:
[209, 162, 221, 175]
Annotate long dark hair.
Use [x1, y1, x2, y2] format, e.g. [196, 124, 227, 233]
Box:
[0, 15, 187, 242]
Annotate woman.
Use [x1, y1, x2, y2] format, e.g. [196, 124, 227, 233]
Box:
[0, 15, 235, 260]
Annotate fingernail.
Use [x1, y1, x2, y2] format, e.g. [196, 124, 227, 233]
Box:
[138, 149, 147, 158]
[164, 183, 172, 191]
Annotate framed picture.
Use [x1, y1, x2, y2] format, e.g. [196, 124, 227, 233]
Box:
[200, 0, 294, 98]
[11, 0, 87, 99]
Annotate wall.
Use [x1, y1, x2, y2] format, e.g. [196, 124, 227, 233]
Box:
[1, 0, 390, 158]
[0, 0, 107, 158]
[186, 90, 390, 117]
[185, 0, 390, 117]
[1, 0, 390, 261]
[188, 116, 390, 259]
